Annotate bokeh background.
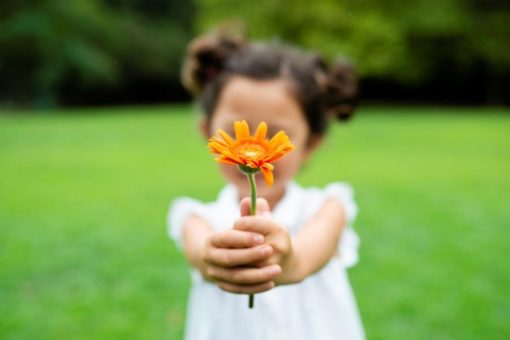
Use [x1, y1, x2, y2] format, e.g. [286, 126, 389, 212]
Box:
[1, 0, 509, 339]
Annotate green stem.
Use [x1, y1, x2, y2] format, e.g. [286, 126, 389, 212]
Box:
[247, 172, 257, 309]
[248, 172, 257, 216]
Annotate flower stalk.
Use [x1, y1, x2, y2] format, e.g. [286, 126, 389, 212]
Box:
[245, 170, 257, 308]
[247, 171, 257, 216]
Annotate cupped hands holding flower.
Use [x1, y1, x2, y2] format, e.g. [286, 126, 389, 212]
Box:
[201, 197, 296, 294]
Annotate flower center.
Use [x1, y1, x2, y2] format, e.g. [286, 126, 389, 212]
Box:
[237, 141, 266, 162]
[244, 151, 258, 158]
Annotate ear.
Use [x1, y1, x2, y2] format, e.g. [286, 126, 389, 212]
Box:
[303, 134, 323, 161]
[198, 118, 210, 140]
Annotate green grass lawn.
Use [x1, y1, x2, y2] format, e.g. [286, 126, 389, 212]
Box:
[1, 106, 509, 339]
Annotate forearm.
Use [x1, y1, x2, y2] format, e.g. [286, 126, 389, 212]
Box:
[278, 198, 345, 284]
[182, 215, 214, 277]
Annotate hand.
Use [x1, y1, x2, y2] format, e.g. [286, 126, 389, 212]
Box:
[201, 215, 282, 294]
[234, 198, 294, 285]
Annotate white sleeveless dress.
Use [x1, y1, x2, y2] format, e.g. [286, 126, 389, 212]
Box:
[168, 181, 365, 340]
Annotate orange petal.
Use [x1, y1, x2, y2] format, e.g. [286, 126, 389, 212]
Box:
[219, 148, 243, 164]
[268, 131, 289, 149]
[208, 140, 229, 154]
[260, 164, 274, 186]
[264, 152, 285, 163]
[208, 136, 231, 149]
[263, 142, 294, 163]
[235, 120, 250, 140]
[273, 143, 295, 155]
[218, 129, 235, 145]
[254, 121, 267, 140]
[215, 156, 239, 165]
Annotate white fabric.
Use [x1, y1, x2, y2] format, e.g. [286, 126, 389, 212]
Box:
[167, 181, 365, 340]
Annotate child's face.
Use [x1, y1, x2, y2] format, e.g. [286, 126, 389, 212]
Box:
[206, 76, 321, 207]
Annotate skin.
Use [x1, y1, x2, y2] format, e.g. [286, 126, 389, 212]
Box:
[182, 76, 346, 294]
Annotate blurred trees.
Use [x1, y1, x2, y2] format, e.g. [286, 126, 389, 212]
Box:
[0, 0, 508, 107]
[0, 0, 195, 106]
[197, 0, 510, 104]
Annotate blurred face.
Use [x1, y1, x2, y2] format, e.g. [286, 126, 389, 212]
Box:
[206, 76, 320, 208]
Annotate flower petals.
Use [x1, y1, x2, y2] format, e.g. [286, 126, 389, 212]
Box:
[215, 156, 239, 165]
[235, 120, 250, 140]
[268, 131, 288, 149]
[208, 120, 294, 187]
[254, 121, 267, 140]
[218, 129, 235, 145]
[260, 164, 274, 186]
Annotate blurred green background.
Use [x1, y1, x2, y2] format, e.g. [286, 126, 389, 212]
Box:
[1, 107, 509, 339]
[1, 0, 510, 339]
[1, 0, 509, 107]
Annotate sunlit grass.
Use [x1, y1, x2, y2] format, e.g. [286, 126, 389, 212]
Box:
[1, 106, 509, 339]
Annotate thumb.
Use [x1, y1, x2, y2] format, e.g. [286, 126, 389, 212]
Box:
[255, 198, 271, 217]
[240, 197, 272, 217]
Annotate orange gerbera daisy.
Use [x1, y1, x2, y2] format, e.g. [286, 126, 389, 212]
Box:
[208, 120, 295, 186]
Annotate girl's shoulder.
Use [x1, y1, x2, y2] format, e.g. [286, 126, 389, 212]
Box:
[291, 181, 358, 226]
[290, 182, 361, 268]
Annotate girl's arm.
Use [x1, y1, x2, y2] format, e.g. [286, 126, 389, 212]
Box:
[181, 215, 214, 276]
[233, 197, 345, 285]
[181, 215, 282, 293]
[282, 198, 345, 284]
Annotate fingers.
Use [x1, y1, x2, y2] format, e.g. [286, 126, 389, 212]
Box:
[218, 280, 275, 294]
[240, 197, 271, 217]
[207, 264, 281, 286]
[251, 257, 279, 268]
[205, 244, 273, 267]
[210, 230, 264, 249]
[233, 215, 279, 236]
[256, 198, 271, 216]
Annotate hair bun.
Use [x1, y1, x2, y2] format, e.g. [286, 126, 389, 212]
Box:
[322, 59, 358, 122]
[181, 33, 245, 95]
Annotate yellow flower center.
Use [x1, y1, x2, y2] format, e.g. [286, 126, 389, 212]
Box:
[237, 142, 266, 160]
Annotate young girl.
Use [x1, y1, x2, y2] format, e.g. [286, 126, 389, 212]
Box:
[168, 32, 365, 340]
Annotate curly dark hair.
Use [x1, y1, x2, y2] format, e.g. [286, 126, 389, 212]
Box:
[181, 32, 358, 137]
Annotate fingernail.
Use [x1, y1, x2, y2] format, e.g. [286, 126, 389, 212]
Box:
[253, 235, 264, 244]
[260, 246, 271, 255]
[269, 266, 281, 275]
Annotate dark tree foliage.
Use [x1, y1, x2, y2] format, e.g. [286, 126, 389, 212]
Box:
[196, 0, 510, 104]
[0, 0, 195, 107]
[1, 0, 508, 106]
